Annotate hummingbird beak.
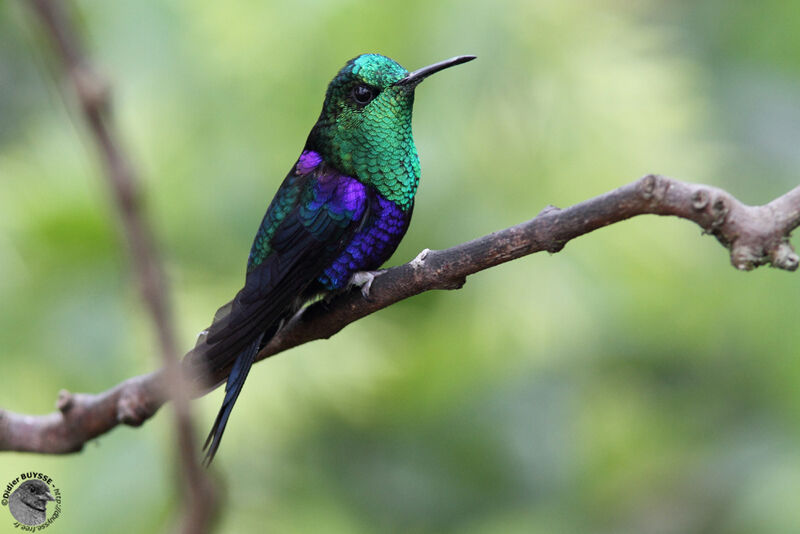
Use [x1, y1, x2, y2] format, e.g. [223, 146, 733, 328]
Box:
[393, 55, 476, 87]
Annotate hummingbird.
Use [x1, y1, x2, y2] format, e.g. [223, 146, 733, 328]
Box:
[185, 53, 476, 465]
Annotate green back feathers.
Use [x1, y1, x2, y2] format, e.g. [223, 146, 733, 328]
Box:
[307, 54, 421, 210]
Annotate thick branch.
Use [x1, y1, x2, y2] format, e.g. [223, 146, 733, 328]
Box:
[251, 175, 800, 372]
[2, 174, 798, 453]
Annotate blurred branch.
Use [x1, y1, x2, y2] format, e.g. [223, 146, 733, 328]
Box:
[3, 174, 799, 450]
[0, 372, 164, 453]
[21, 1, 216, 533]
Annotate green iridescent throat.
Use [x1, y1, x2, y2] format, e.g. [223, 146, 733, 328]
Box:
[307, 54, 421, 211]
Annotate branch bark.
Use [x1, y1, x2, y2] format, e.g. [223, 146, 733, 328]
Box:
[2, 174, 798, 454]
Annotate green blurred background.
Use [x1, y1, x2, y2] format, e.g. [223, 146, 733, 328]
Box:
[2, 0, 800, 532]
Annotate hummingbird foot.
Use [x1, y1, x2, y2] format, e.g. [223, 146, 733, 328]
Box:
[349, 270, 385, 299]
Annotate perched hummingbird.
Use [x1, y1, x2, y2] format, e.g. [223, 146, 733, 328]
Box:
[185, 53, 476, 465]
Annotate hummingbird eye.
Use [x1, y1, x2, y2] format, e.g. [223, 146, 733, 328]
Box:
[351, 84, 378, 106]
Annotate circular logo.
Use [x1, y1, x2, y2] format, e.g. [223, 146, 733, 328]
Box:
[2, 472, 62, 529]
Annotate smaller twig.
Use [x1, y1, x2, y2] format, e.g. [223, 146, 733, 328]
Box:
[25, 1, 216, 532]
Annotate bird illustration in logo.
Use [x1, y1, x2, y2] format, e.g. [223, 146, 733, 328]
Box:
[8, 479, 55, 526]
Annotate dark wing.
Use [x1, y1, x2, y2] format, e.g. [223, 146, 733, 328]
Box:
[185, 164, 369, 385]
[186, 164, 370, 464]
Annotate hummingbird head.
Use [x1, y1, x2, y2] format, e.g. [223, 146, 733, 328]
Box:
[307, 54, 475, 209]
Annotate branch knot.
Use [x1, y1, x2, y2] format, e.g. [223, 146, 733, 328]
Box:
[770, 241, 800, 271]
[691, 189, 710, 211]
[711, 198, 729, 229]
[639, 174, 674, 205]
[56, 390, 74, 413]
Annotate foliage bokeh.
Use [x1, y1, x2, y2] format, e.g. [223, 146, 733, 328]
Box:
[2, 1, 800, 532]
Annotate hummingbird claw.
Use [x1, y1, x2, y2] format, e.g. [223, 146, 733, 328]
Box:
[350, 270, 385, 300]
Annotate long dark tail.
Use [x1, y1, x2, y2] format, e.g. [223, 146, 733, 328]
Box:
[187, 241, 325, 464]
[201, 332, 264, 466]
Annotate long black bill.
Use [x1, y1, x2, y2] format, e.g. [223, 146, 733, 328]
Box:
[394, 55, 476, 87]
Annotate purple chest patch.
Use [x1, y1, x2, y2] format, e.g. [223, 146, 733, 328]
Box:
[318, 194, 410, 290]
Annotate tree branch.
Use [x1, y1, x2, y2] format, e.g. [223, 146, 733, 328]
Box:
[0, 372, 163, 454]
[2, 174, 798, 454]
[250, 174, 800, 373]
[22, 1, 216, 532]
